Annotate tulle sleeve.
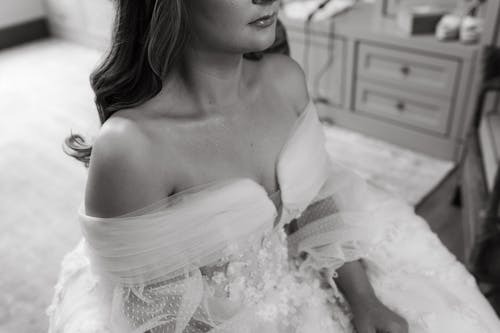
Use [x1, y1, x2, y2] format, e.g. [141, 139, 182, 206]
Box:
[286, 131, 412, 297]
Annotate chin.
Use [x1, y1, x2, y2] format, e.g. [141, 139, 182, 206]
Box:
[246, 29, 277, 53]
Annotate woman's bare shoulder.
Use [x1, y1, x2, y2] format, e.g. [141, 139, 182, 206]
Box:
[84, 112, 178, 218]
[258, 53, 310, 116]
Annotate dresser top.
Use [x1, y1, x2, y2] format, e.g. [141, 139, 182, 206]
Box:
[279, 2, 480, 59]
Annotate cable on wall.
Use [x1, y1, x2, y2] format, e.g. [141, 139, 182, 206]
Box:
[311, 17, 335, 107]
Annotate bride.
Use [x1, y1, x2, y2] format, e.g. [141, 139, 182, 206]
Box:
[47, 0, 500, 332]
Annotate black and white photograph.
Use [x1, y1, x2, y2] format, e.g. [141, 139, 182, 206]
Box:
[1, 0, 500, 332]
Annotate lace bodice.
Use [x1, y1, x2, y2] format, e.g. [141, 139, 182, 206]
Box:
[197, 218, 348, 332]
[199, 192, 284, 303]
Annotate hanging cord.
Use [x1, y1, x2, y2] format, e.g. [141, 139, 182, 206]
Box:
[302, 17, 312, 81]
[303, 0, 332, 83]
[311, 17, 335, 106]
[303, 0, 358, 107]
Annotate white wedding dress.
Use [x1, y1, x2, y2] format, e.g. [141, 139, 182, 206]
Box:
[47, 100, 500, 332]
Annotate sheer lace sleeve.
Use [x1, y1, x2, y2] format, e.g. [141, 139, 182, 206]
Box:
[286, 134, 413, 298]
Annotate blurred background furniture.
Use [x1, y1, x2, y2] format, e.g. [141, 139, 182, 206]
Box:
[455, 0, 500, 315]
[459, 43, 500, 314]
[459, 44, 500, 269]
[457, 0, 500, 267]
[280, 1, 485, 162]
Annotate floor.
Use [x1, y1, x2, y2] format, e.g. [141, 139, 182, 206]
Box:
[0, 37, 495, 332]
[0, 38, 100, 333]
[415, 168, 464, 263]
[322, 124, 455, 207]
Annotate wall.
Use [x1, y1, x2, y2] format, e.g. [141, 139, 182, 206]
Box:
[45, 0, 114, 50]
[0, 0, 45, 29]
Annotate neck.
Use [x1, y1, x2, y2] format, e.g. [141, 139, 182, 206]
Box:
[178, 44, 245, 112]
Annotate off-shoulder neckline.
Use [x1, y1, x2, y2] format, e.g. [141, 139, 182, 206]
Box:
[79, 99, 315, 220]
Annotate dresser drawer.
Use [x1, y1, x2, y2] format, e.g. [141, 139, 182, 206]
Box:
[357, 43, 459, 97]
[288, 31, 345, 107]
[355, 80, 451, 135]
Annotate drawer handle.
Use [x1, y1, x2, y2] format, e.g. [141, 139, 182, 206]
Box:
[400, 65, 410, 76]
[396, 101, 406, 111]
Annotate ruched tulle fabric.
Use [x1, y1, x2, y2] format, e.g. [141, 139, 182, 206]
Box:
[80, 178, 277, 286]
[47, 100, 500, 333]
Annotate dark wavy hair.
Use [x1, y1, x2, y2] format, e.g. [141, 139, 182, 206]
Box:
[63, 0, 289, 167]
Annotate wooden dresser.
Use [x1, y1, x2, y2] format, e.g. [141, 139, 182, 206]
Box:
[459, 0, 500, 268]
[280, 2, 481, 161]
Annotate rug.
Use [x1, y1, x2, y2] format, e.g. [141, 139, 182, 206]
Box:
[322, 124, 455, 206]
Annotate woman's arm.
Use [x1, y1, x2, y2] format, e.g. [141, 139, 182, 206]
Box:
[335, 260, 375, 300]
[288, 167, 409, 332]
[335, 261, 409, 333]
[289, 190, 409, 333]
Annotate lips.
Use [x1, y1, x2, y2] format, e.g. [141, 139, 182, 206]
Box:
[248, 12, 277, 28]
